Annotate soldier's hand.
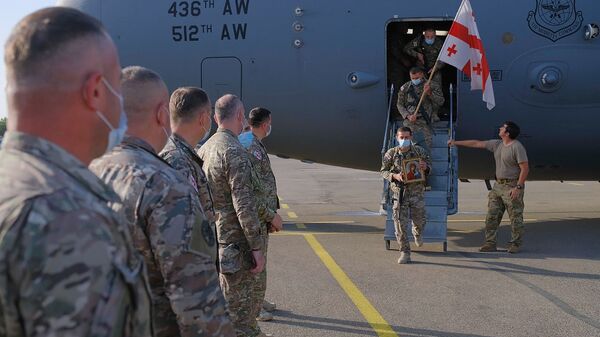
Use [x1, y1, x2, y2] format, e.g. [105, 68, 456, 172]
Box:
[270, 213, 283, 232]
[510, 188, 522, 200]
[447, 139, 455, 147]
[250, 250, 266, 274]
[419, 160, 428, 171]
[407, 114, 417, 122]
[417, 53, 425, 65]
[392, 173, 404, 182]
[424, 83, 432, 95]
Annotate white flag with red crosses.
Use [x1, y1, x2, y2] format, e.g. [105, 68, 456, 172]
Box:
[438, 0, 495, 110]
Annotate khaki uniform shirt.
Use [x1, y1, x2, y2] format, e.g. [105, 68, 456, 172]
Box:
[90, 136, 234, 337]
[0, 132, 152, 337]
[486, 140, 528, 180]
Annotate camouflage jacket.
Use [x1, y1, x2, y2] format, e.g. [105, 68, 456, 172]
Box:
[90, 136, 234, 337]
[239, 131, 279, 224]
[397, 80, 445, 121]
[381, 144, 432, 193]
[0, 132, 152, 337]
[403, 35, 445, 72]
[197, 128, 265, 273]
[159, 133, 217, 262]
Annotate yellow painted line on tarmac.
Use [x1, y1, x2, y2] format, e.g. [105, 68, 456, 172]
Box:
[304, 234, 399, 337]
[296, 223, 306, 229]
[448, 219, 537, 223]
[281, 203, 290, 209]
[287, 211, 298, 219]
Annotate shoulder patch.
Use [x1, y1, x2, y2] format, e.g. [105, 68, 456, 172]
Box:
[253, 149, 263, 161]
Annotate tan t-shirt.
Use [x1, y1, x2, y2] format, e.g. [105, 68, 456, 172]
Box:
[485, 139, 528, 179]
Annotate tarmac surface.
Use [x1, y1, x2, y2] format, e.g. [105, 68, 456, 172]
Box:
[258, 156, 600, 337]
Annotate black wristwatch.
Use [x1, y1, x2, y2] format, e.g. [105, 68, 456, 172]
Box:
[516, 184, 524, 190]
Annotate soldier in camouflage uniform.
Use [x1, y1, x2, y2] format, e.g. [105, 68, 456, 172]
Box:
[397, 67, 445, 150]
[198, 95, 276, 337]
[381, 127, 432, 264]
[0, 8, 152, 337]
[239, 108, 283, 322]
[90, 67, 235, 337]
[449, 121, 529, 254]
[403, 28, 445, 84]
[160, 87, 218, 263]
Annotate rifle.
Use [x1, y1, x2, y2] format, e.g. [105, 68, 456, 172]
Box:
[406, 85, 435, 135]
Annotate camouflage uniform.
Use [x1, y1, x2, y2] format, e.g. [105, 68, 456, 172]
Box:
[198, 128, 268, 337]
[239, 131, 279, 319]
[160, 133, 217, 263]
[485, 181, 525, 246]
[381, 144, 432, 253]
[0, 132, 152, 337]
[403, 35, 445, 83]
[397, 79, 444, 150]
[90, 136, 234, 337]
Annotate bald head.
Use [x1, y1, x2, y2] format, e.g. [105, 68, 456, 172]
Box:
[5, 7, 111, 91]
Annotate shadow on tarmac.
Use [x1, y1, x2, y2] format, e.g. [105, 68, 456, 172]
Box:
[265, 310, 493, 337]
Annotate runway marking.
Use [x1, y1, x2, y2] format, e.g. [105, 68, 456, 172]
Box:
[281, 203, 290, 209]
[304, 234, 398, 337]
[274, 231, 382, 236]
[568, 183, 584, 186]
[296, 223, 306, 229]
[448, 219, 537, 223]
[287, 211, 298, 219]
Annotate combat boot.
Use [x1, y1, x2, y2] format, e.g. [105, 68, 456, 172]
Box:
[257, 309, 273, 321]
[507, 244, 520, 254]
[479, 242, 497, 252]
[263, 299, 276, 312]
[414, 235, 423, 247]
[397, 252, 411, 264]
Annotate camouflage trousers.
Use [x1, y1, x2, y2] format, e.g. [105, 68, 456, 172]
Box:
[220, 265, 262, 337]
[485, 182, 525, 246]
[252, 227, 269, 318]
[392, 184, 427, 252]
[403, 119, 433, 151]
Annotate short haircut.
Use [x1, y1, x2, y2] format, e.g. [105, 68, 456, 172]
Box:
[170, 87, 210, 124]
[409, 66, 424, 75]
[121, 66, 162, 84]
[121, 66, 164, 115]
[215, 94, 242, 121]
[424, 28, 436, 33]
[398, 126, 413, 135]
[504, 121, 521, 139]
[248, 107, 271, 127]
[5, 7, 105, 81]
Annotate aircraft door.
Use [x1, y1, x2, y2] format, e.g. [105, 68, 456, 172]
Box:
[201, 57, 243, 101]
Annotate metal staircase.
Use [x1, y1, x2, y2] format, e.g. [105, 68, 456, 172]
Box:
[382, 119, 458, 251]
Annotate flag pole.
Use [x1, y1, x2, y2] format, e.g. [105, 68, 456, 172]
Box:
[413, 60, 440, 117]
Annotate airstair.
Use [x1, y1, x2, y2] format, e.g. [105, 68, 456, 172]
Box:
[381, 115, 458, 251]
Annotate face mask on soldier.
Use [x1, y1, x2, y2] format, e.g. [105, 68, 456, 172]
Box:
[425, 37, 435, 45]
[411, 78, 423, 86]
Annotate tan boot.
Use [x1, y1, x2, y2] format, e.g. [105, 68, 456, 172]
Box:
[479, 243, 497, 252]
[262, 299, 276, 312]
[397, 252, 411, 264]
[256, 309, 273, 321]
[507, 244, 520, 254]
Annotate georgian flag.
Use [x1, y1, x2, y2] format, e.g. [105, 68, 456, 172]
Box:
[438, 0, 495, 110]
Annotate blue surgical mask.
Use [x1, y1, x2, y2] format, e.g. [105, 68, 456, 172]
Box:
[397, 138, 411, 148]
[411, 78, 423, 86]
[425, 38, 435, 45]
[96, 78, 127, 153]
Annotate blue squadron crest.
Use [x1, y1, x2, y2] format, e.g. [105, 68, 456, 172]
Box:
[527, 0, 583, 42]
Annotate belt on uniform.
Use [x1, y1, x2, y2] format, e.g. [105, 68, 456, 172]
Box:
[496, 178, 517, 184]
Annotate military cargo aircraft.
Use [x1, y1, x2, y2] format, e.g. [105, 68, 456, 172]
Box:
[59, 0, 600, 181]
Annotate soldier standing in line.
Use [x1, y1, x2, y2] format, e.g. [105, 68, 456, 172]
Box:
[198, 95, 278, 337]
[449, 121, 529, 253]
[0, 8, 152, 336]
[397, 67, 445, 150]
[381, 127, 432, 264]
[90, 66, 235, 337]
[160, 87, 218, 263]
[238, 108, 283, 322]
[403, 27, 445, 83]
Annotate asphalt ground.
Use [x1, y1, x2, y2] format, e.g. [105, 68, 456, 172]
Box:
[258, 156, 600, 337]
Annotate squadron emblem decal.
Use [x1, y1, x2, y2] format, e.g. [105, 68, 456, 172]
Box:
[527, 0, 583, 42]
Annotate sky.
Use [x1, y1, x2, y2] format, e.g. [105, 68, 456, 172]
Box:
[0, 0, 56, 118]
